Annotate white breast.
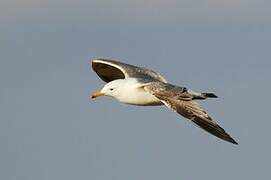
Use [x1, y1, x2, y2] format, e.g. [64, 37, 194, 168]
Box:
[116, 83, 162, 106]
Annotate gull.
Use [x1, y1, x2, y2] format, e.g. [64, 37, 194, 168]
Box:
[91, 58, 238, 144]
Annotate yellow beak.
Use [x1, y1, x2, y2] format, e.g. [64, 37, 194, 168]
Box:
[91, 90, 105, 99]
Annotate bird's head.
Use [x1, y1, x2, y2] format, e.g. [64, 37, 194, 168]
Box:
[91, 79, 125, 99]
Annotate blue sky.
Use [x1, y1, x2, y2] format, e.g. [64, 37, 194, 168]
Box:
[1, 0, 271, 179]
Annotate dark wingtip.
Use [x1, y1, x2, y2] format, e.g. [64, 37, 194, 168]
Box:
[221, 132, 238, 145]
[191, 116, 238, 145]
[229, 138, 238, 145]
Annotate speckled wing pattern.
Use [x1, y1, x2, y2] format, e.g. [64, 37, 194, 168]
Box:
[144, 82, 238, 144]
[92, 58, 167, 83]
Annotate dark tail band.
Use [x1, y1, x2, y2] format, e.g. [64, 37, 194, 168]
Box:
[202, 93, 218, 98]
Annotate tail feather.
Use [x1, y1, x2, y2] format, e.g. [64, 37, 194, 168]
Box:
[202, 93, 218, 98]
[188, 90, 218, 100]
[191, 93, 218, 100]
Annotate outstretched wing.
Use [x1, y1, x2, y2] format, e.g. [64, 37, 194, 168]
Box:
[144, 82, 238, 144]
[92, 58, 167, 83]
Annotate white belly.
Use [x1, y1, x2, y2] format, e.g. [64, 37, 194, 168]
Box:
[117, 87, 162, 106]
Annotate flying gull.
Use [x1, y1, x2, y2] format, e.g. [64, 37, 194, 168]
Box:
[91, 58, 238, 144]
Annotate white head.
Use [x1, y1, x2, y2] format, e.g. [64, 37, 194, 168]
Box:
[91, 79, 127, 99]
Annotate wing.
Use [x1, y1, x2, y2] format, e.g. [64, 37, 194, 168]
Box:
[144, 82, 238, 144]
[91, 58, 167, 83]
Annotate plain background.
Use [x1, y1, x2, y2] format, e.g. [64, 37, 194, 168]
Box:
[1, 0, 270, 179]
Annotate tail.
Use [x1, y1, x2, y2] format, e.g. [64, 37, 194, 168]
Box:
[190, 91, 218, 100]
[201, 92, 218, 98]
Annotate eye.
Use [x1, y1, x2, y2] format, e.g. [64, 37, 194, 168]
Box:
[110, 88, 114, 91]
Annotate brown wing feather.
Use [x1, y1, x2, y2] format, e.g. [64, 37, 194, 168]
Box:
[144, 83, 238, 144]
[167, 99, 238, 144]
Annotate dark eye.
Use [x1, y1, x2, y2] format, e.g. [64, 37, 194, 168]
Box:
[110, 88, 114, 91]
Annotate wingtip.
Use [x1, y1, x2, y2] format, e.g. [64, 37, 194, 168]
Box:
[229, 138, 238, 145]
[223, 134, 238, 145]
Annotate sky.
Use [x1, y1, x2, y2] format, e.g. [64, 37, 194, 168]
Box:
[1, 0, 271, 179]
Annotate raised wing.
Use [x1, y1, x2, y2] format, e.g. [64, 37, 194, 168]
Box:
[92, 58, 167, 83]
[144, 82, 238, 144]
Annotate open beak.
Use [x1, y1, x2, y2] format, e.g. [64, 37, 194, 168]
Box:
[91, 90, 105, 99]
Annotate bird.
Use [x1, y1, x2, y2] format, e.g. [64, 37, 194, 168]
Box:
[91, 58, 238, 144]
